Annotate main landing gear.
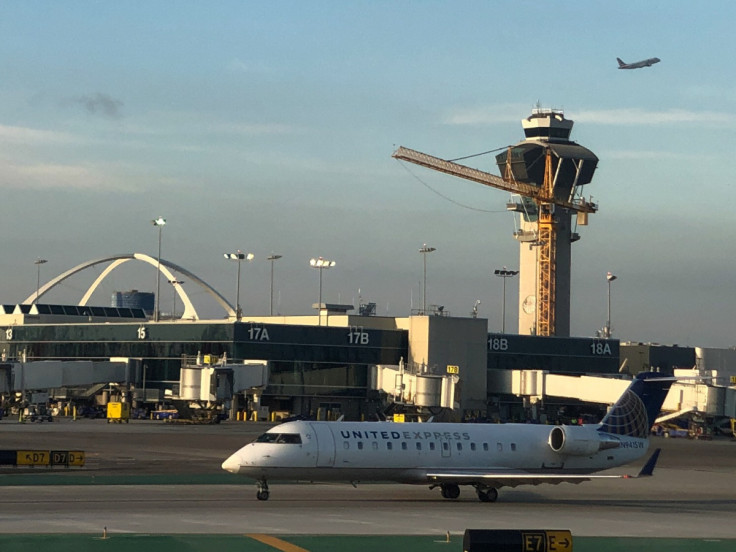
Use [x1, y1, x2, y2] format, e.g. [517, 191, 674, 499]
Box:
[436, 483, 499, 502]
[256, 480, 270, 501]
[475, 486, 498, 503]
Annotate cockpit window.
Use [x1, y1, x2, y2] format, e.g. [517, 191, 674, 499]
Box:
[277, 433, 302, 444]
[255, 432, 302, 444]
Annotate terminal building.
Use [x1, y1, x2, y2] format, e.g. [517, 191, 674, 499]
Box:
[0, 301, 622, 422]
[2, 299, 735, 428]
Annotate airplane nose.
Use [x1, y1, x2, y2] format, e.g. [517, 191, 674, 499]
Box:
[221, 453, 241, 474]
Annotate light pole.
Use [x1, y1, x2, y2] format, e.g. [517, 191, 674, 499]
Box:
[267, 254, 282, 316]
[168, 279, 184, 320]
[309, 257, 336, 307]
[224, 251, 254, 321]
[605, 271, 617, 339]
[419, 244, 436, 315]
[494, 267, 519, 333]
[152, 217, 166, 322]
[34, 258, 47, 304]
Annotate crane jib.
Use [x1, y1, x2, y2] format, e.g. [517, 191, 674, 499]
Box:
[392, 146, 596, 214]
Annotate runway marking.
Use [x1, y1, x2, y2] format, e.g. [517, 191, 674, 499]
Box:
[246, 533, 310, 552]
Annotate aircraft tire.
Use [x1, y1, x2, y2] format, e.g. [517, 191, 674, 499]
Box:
[256, 490, 270, 501]
[441, 483, 460, 500]
[477, 488, 498, 503]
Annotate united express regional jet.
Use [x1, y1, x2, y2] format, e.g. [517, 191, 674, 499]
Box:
[617, 57, 661, 69]
[222, 372, 672, 502]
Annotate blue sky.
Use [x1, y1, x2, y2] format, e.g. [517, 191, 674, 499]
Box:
[1, 1, 734, 347]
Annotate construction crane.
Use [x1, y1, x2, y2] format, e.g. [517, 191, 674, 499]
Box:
[393, 108, 598, 336]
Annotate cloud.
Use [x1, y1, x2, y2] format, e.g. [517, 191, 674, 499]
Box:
[571, 108, 734, 126]
[444, 105, 736, 127]
[206, 122, 301, 136]
[69, 93, 124, 118]
[0, 160, 101, 190]
[443, 103, 531, 126]
[0, 159, 146, 192]
[0, 124, 78, 145]
[604, 149, 717, 161]
[226, 58, 275, 75]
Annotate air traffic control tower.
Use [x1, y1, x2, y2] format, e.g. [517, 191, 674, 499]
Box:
[496, 109, 599, 337]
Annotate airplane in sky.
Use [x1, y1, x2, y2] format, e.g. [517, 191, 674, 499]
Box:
[617, 57, 661, 69]
[222, 372, 672, 502]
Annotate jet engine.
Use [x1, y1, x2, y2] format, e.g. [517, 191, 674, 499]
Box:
[548, 425, 620, 456]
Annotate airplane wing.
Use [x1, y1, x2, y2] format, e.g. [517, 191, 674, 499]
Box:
[426, 448, 661, 489]
[425, 470, 618, 489]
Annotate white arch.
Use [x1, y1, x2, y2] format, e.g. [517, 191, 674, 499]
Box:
[23, 253, 236, 320]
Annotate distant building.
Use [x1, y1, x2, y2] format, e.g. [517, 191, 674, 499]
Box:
[112, 290, 154, 316]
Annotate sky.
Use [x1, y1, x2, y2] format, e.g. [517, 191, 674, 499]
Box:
[1, 1, 734, 348]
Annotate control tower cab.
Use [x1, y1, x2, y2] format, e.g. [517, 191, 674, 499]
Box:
[495, 109, 598, 204]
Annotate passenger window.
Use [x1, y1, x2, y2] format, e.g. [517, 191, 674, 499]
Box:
[416, 442, 421, 450]
[483, 443, 489, 452]
[442, 442, 449, 451]
[372, 442, 378, 450]
[430, 442, 436, 451]
[357, 442, 363, 450]
[470, 443, 476, 451]
[343, 441, 349, 450]
[511, 443, 517, 451]
[456, 443, 462, 451]
[497, 442, 503, 452]
[401, 442, 407, 450]
[387, 442, 393, 450]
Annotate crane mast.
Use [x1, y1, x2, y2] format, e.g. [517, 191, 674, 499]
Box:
[392, 109, 599, 336]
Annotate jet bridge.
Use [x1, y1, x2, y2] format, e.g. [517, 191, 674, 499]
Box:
[8, 360, 131, 392]
[370, 363, 458, 412]
[504, 369, 736, 423]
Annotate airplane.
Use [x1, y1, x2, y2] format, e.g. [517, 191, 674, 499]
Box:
[617, 57, 661, 69]
[222, 372, 672, 502]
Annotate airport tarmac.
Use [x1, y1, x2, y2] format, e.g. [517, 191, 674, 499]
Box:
[1, 418, 735, 538]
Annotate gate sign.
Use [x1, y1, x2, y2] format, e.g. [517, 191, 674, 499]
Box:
[464, 529, 573, 552]
[13, 450, 85, 467]
[17, 450, 50, 466]
[67, 451, 86, 467]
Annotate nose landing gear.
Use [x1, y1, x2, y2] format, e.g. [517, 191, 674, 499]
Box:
[439, 483, 460, 499]
[256, 480, 270, 501]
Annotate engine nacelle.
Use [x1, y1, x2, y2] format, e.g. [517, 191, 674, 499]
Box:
[548, 425, 620, 456]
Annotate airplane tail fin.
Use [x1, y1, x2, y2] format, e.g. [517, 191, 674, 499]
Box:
[598, 372, 673, 438]
[616, 57, 626, 67]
